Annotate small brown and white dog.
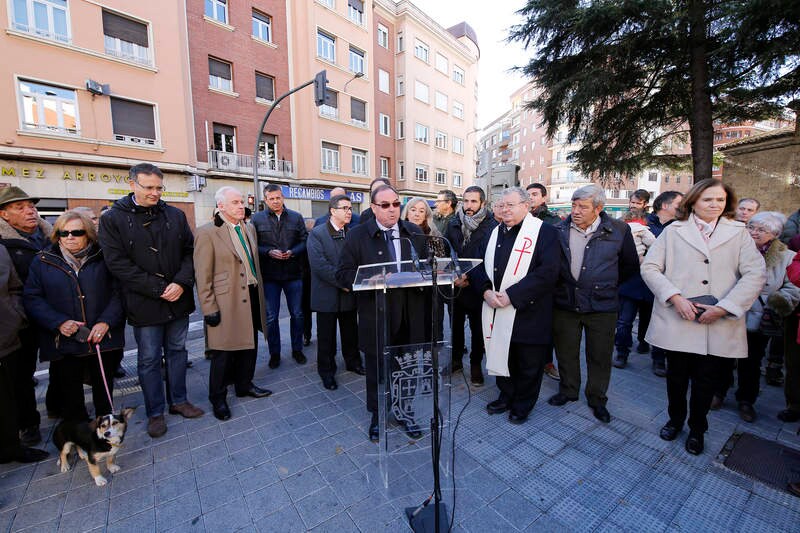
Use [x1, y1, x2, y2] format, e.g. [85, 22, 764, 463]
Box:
[53, 408, 135, 486]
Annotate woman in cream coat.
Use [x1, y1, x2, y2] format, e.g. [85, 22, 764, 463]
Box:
[641, 180, 765, 455]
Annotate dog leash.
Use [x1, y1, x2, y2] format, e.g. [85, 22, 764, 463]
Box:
[94, 343, 115, 413]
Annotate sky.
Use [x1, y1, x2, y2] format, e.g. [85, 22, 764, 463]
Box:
[420, 0, 532, 128]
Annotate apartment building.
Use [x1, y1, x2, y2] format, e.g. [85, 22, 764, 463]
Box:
[187, 0, 293, 219]
[0, 0, 197, 225]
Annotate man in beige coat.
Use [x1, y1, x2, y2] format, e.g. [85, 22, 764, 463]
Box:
[194, 187, 271, 420]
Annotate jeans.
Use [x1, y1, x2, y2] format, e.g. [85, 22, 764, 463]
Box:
[614, 296, 652, 352]
[133, 317, 190, 418]
[264, 279, 304, 355]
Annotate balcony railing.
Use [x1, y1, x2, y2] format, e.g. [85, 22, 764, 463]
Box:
[208, 150, 294, 178]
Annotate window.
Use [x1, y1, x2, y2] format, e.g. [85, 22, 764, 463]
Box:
[398, 161, 405, 180]
[435, 169, 447, 185]
[12, 0, 70, 42]
[414, 40, 429, 62]
[435, 53, 448, 74]
[512, 132, 520, 145]
[452, 101, 464, 119]
[102, 10, 149, 65]
[435, 91, 447, 112]
[453, 172, 462, 187]
[212, 123, 235, 153]
[204, 0, 227, 24]
[110, 97, 156, 145]
[378, 69, 389, 93]
[415, 123, 429, 144]
[350, 97, 366, 126]
[208, 57, 232, 91]
[664, 175, 670, 183]
[317, 30, 335, 62]
[434, 131, 447, 149]
[349, 46, 365, 75]
[320, 89, 338, 118]
[396, 76, 405, 96]
[380, 157, 390, 178]
[452, 65, 465, 85]
[414, 80, 429, 103]
[452, 137, 464, 154]
[18, 79, 77, 135]
[252, 10, 271, 42]
[397, 31, 405, 52]
[321, 142, 340, 172]
[648, 172, 657, 182]
[377, 24, 389, 48]
[415, 165, 429, 183]
[348, 0, 364, 26]
[255, 72, 275, 101]
[397, 120, 405, 139]
[318, 0, 334, 7]
[379, 113, 390, 136]
[258, 134, 277, 166]
[676, 176, 681, 184]
[352, 148, 368, 175]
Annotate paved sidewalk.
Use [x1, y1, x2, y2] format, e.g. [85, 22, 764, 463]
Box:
[2, 317, 800, 532]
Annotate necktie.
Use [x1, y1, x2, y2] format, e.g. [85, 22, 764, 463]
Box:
[234, 225, 257, 277]
[383, 230, 396, 262]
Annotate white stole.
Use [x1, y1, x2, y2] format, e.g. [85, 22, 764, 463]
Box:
[481, 214, 542, 377]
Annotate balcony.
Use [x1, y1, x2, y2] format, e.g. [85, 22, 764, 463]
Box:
[208, 150, 294, 179]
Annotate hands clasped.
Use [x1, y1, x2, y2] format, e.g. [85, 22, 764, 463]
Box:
[483, 290, 511, 309]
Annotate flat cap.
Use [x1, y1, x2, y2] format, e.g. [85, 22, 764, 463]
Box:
[0, 186, 40, 209]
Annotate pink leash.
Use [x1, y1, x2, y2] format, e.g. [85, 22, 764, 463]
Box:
[94, 343, 115, 413]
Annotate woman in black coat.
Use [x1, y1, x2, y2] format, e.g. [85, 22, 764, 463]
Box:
[24, 211, 125, 421]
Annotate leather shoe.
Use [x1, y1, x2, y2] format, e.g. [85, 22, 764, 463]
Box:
[292, 351, 307, 365]
[486, 399, 509, 415]
[738, 402, 756, 423]
[401, 421, 423, 439]
[0, 446, 49, 464]
[19, 426, 41, 447]
[168, 402, 204, 418]
[470, 365, 484, 386]
[547, 393, 577, 407]
[236, 385, 272, 398]
[612, 352, 628, 369]
[592, 405, 611, 423]
[636, 341, 650, 354]
[303, 336, 311, 347]
[685, 433, 704, 455]
[789, 482, 800, 498]
[346, 364, 366, 376]
[212, 401, 231, 421]
[147, 415, 167, 438]
[508, 411, 528, 425]
[778, 409, 800, 422]
[652, 360, 667, 377]
[268, 354, 281, 369]
[659, 422, 681, 441]
[321, 375, 338, 390]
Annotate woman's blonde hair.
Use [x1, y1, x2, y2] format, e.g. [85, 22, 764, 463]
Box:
[51, 210, 97, 244]
[402, 197, 440, 236]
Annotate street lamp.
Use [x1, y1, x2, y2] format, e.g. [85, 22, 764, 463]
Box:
[343, 71, 364, 93]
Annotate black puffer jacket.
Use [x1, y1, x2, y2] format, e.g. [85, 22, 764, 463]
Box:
[99, 194, 195, 326]
[251, 207, 307, 281]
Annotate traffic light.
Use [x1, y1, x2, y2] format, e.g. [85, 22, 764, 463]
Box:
[314, 70, 328, 107]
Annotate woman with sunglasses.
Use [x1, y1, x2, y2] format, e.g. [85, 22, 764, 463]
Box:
[23, 211, 124, 421]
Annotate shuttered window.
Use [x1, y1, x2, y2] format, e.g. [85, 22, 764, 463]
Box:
[351, 98, 366, 123]
[255, 73, 275, 101]
[110, 97, 156, 140]
[102, 11, 148, 47]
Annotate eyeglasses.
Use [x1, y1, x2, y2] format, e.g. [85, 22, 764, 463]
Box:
[496, 201, 526, 210]
[57, 229, 87, 238]
[373, 201, 401, 210]
[134, 180, 166, 193]
[333, 206, 353, 212]
[746, 225, 770, 234]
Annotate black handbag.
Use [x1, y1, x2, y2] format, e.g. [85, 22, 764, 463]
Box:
[758, 297, 784, 337]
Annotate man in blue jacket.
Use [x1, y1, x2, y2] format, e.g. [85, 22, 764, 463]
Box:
[100, 163, 203, 438]
[548, 185, 639, 423]
[251, 184, 308, 369]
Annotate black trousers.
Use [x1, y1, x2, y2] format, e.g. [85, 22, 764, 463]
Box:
[48, 349, 123, 421]
[451, 302, 484, 367]
[495, 343, 549, 415]
[316, 310, 360, 378]
[15, 328, 40, 430]
[208, 286, 260, 405]
[0, 350, 22, 459]
[665, 350, 730, 434]
[302, 270, 313, 340]
[714, 331, 769, 405]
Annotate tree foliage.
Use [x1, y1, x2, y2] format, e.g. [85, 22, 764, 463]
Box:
[509, 0, 800, 183]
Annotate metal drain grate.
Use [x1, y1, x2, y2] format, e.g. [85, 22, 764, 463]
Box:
[720, 432, 800, 495]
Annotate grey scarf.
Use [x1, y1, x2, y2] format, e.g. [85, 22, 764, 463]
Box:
[457, 206, 488, 244]
[60, 244, 92, 273]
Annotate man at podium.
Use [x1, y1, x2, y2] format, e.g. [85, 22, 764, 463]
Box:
[337, 185, 429, 442]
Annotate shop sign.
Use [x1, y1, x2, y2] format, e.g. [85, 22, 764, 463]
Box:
[280, 185, 364, 203]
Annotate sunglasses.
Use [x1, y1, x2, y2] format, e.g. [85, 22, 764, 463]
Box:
[57, 229, 87, 238]
[373, 201, 401, 210]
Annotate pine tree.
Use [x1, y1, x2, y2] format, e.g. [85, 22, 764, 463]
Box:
[509, 0, 800, 183]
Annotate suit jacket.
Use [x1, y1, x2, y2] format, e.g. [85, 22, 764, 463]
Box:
[307, 222, 356, 313]
[313, 212, 360, 229]
[336, 218, 429, 353]
[470, 222, 560, 345]
[194, 215, 267, 351]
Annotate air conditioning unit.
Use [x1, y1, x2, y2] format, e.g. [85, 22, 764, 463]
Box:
[217, 153, 237, 171]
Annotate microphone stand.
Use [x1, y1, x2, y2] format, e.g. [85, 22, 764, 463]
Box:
[406, 237, 449, 532]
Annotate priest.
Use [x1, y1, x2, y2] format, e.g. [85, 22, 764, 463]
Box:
[470, 186, 560, 424]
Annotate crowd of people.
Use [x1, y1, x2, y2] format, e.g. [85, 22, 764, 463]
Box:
[0, 163, 798, 481]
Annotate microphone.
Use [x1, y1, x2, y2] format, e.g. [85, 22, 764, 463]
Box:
[410, 233, 462, 277]
[388, 235, 422, 271]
